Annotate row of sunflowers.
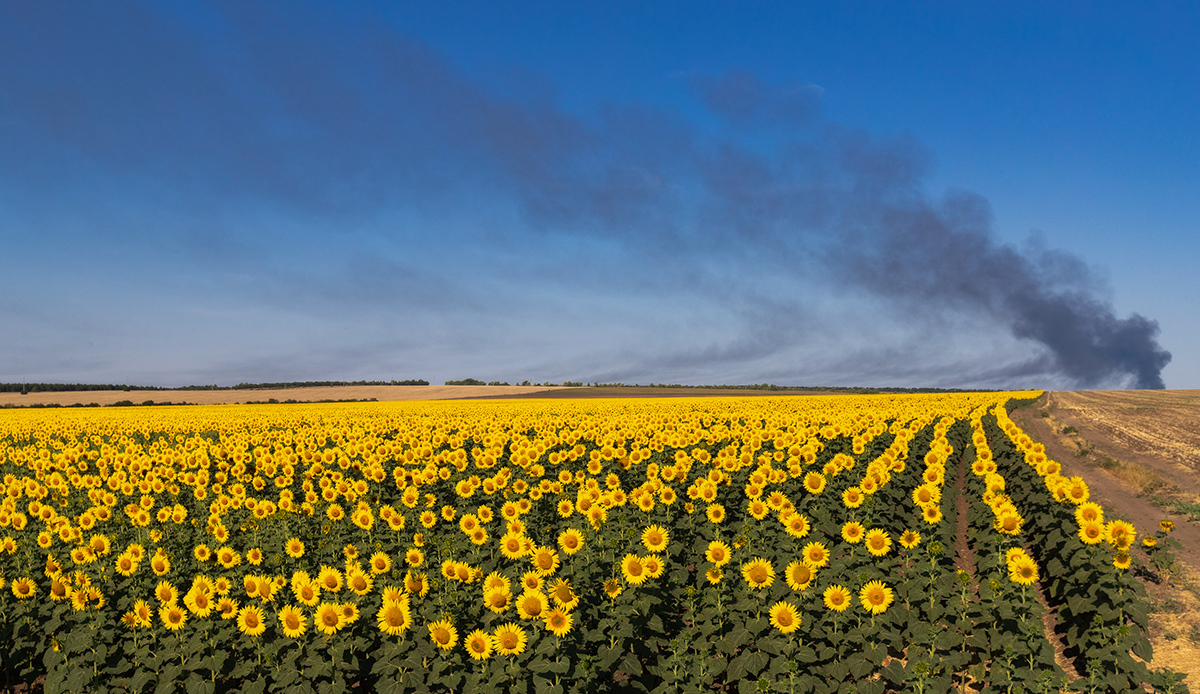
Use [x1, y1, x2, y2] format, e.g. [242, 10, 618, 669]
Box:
[0, 392, 1187, 693]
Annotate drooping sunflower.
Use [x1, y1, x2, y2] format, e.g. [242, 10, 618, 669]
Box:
[823, 585, 851, 612]
[859, 581, 893, 615]
[769, 601, 801, 634]
[741, 558, 775, 590]
[493, 622, 528, 656]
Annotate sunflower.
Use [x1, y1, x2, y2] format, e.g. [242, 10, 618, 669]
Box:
[603, 579, 623, 598]
[134, 599, 153, 627]
[237, 606, 267, 637]
[621, 555, 649, 586]
[922, 505, 943, 523]
[859, 581, 893, 615]
[899, 530, 922, 549]
[544, 609, 573, 637]
[516, 591, 547, 620]
[741, 558, 774, 590]
[1161, 520, 1175, 532]
[557, 528, 584, 555]
[548, 578, 579, 611]
[706, 568, 723, 585]
[428, 619, 458, 651]
[785, 561, 814, 591]
[842, 487, 865, 509]
[1008, 555, 1039, 584]
[1078, 520, 1105, 545]
[783, 513, 810, 539]
[318, 566, 344, 592]
[160, 604, 187, 631]
[769, 601, 801, 634]
[155, 580, 179, 605]
[993, 511, 1023, 536]
[532, 547, 560, 575]
[639, 525, 669, 553]
[823, 585, 851, 612]
[841, 522, 865, 544]
[706, 503, 726, 524]
[801, 542, 830, 569]
[315, 602, 343, 636]
[377, 598, 412, 636]
[643, 554, 665, 579]
[150, 552, 171, 576]
[285, 538, 305, 559]
[500, 533, 527, 560]
[705, 540, 732, 567]
[184, 587, 213, 617]
[216, 597, 239, 619]
[484, 571, 511, 593]
[484, 587, 512, 613]
[294, 580, 320, 607]
[278, 605, 307, 638]
[405, 572, 430, 598]
[493, 623, 528, 656]
[864, 529, 892, 557]
[802, 472, 826, 495]
[465, 629, 493, 660]
[1113, 551, 1132, 570]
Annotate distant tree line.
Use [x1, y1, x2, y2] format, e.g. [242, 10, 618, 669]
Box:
[1, 380, 428, 393]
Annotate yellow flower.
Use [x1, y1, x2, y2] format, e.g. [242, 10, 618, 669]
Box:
[823, 585, 851, 612]
[859, 581, 893, 615]
[922, 505, 943, 524]
[155, 580, 178, 605]
[315, 602, 343, 635]
[769, 601, 801, 634]
[741, 558, 774, 590]
[899, 530, 921, 549]
[706, 568, 723, 584]
[864, 529, 892, 557]
[842, 487, 865, 508]
[183, 587, 213, 618]
[493, 622, 528, 656]
[160, 604, 187, 631]
[558, 528, 584, 555]
[705, 540, 732, 567]
[465, 629, 493, 660]
[285, 538, 305, 559]
[1113, 551, 1132, 570]
[802, 472, 826, 495]
[785, 561, 814, 591]
[484, 587, 512, 613]
[548, 578, 579, 612]
[278, 605, 307, 638]
[641, 525, 669, 553]
[1078, 520, 1105, 545]
[428, 619, 458, 651]
[516, 591, 548, 620]
[706, 503, 726, 524]
[841, 522, 865, 543]
[370, 552, 392, 575]
[377, 597, 412, 636]
[318, 566, 343, 593]
[603, 579, 622, 598]
[644, 554, 665, 579]
[237, 606, 266, 637]
[1008, 554, 1039, 585]
[802, 542, 830, 568]
[621, 554, 649, 586]
[545, 609, 573, 637]
[532, 546, 560, 575]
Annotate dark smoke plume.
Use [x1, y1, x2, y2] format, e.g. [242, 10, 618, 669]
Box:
[0, 6, 1172, 388]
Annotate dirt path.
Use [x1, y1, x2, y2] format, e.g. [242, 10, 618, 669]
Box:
[1011, 397, 1200, 569]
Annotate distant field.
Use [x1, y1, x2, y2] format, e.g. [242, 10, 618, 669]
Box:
[0, 384, 569, 407]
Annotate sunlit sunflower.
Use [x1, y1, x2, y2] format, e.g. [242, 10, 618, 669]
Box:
[859, 580, 893, 615]
[544, 609, 574, 637]
[864, 529, 892, 557]
[493, 622, 528, 656]
[315, 602, 343, 636]
[558, 528, 584, 555]
[278, 605, 307, 638]
[516, 591, 547, 620]
[376, 598, 412, 636]
[641, 525, 669, 553]
[237, 606, 267, 637]
[705, 540, 732, 567]
[741, 558, 774, 590]
[769, 601, 801, 634]
[785, 561, 814, 591]
[465, 629, 493, 660]
[285, 538, 305, 559]
[802, 542, 830, 569]
[841, 522, 865, 544]
[428, 619, 458, 651]
[823, 585, 851, 612]
[620, 554, 649, 586]
[160, 604, 187, 631]
[899, 530, 922, 549]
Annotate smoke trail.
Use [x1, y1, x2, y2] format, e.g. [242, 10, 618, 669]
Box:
[0, 5, 1172, 387]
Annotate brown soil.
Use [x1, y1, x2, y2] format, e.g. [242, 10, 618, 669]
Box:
[1011, 391, 1200, 683]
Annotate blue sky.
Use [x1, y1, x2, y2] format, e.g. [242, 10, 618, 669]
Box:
[1, 1, 1196, 389]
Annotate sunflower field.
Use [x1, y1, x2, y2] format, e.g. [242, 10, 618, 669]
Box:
[0, 393, 1188, 693]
